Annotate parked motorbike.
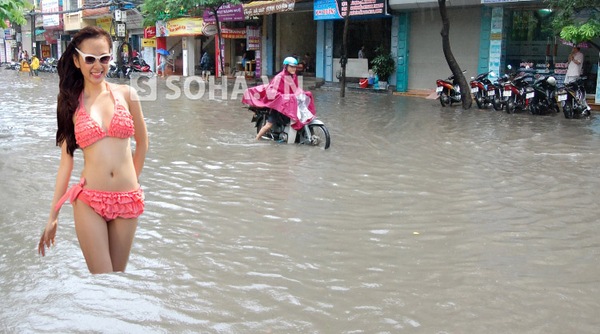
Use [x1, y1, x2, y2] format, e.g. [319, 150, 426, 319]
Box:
[488, 73, 514, 111]
[529, 75, 560, 115]
[129, 56, 152, 75]
[4, 61, 20, 70]
[107, 60, 126, 78]
[436, 70, 465, 107]
[39, 57, 57, 73]
[470, 71, 496, 109]
[557, 76, 591, 119]
[503, 72, 535, 114]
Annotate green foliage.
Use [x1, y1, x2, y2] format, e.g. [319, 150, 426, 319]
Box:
[371, 46, 396, 82]
[0, 0, 31, 28]
[141, 0, 239, 27]
[545, 0, 600, 44]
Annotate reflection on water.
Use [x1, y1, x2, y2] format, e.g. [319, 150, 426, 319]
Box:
[1, 70, 600, 333]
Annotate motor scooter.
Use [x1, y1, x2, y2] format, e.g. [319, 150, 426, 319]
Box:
[129, 56, 152, 74]
[470, 71, 495, 109]
[503, 72, 535, 114]
[436, 70, 466, 107]
[529, 75, 560, 115]
[557, 76, 591, 119]
[249, 105, 331, 149]
[243, 83, 331, 149]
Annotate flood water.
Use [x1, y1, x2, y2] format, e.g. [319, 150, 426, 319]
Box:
[1, 70, 600, 333]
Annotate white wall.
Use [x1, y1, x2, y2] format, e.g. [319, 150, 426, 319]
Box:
[408, 6, 481, 90]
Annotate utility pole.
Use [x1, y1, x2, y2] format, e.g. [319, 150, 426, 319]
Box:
[30, 10, 36, 56]
[113, 3, 129, 78]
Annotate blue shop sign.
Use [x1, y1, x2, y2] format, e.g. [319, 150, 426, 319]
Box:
[314, 0, 388, 20]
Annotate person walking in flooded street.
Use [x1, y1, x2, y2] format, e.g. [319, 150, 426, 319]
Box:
[30, 54, 40, 76]
[38, 26, 149, 274]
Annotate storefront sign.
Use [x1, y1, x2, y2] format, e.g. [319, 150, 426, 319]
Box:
[96, 17, 115, 36]
[246, 26, 261, 51]
[144, 26, 156, 39]
[42, 0, 62, 28]
[221, 27, 246, 39]
[41, 44, 51, 58]
[168, 18, 204, 36]
[244, 0, 295, 18]
[488, 7, 503, 76]
[4, 29, 14, 40]
[157, 18, 204, 37]
[203, 4, 244, 23]
[142, 38, 156, 47]
[314, 0, 386, 20]
[596, 54, 600, 104]
[202, 23, 218, 36]
[43, 30, 58, 44]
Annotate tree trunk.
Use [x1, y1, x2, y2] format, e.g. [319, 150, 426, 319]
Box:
[438, 0, 472, 109]
[212, 7, 225, 77]
[340, 0, 351, 98]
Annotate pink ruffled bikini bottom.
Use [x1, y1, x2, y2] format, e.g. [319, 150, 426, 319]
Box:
[55, 177, 144, 221]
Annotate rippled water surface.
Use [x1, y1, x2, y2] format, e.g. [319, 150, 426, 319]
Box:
[1, 70, 600, 333]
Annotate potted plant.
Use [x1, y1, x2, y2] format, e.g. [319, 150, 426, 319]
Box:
[371, 46, 396, 89]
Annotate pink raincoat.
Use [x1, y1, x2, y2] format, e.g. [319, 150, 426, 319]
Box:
[242, 70, 316, 130]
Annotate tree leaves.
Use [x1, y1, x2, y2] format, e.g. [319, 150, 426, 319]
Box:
[141, 0, 240, 27]
[0, 0, 31, 28]
[545, 0, 600, 47]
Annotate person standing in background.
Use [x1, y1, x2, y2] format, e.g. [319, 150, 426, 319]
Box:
[565, 46, 584, 83]
[358, 46, 365, 59]
[158, 54, 167, 78]
[200, 52, 210, 80]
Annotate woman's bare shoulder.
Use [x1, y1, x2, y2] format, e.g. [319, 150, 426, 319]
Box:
[109, 82, 140, 103]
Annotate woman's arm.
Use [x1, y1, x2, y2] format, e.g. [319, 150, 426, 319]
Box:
[50, 142, 74, 219]
[124, 86, 148, 178]
[39, 142, 74, 256]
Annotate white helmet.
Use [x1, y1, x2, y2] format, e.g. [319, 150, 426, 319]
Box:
[546, 76, 556, 86]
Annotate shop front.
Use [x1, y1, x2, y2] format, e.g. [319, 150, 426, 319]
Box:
[501, 5, 598, 93]
[40, 0, 63, 59]
[314, 0, 392, 84]
[156, 18, 204, 76]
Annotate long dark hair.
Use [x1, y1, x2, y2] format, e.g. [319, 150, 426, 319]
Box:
[56, 26, 112, 156]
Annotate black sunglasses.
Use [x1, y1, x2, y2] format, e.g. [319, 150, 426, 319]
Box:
[75, 48, 112, 64]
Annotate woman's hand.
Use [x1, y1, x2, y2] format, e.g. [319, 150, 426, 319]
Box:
[38, 218, 58, 256]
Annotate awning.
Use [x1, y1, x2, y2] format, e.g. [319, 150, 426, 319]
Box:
[244, 0, 296, 18]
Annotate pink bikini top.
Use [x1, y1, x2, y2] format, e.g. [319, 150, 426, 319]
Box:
[75, 84, 135, 149]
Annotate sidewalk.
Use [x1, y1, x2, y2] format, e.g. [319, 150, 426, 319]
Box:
[397, 88, 600, 110]
[211, 74, 600, 110]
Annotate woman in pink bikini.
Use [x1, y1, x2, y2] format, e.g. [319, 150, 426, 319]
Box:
[38, 26, 148, 274]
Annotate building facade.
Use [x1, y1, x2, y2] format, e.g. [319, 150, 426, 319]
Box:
[3, 0, 597, 98]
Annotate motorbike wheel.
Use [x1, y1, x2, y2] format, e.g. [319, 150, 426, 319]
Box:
[492, 95, 503, 111]
[306, 124, 331, 149]
[505, 97, 515, 114]
[475, 90, 484, 109]
[563, 99, 574, 119]
[439, 91, 449, 107]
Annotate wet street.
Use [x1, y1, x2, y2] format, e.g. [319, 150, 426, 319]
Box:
[1, 69, 600, 333]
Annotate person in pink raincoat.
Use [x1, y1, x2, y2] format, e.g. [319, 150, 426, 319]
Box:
[242, 56, 316, 140]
